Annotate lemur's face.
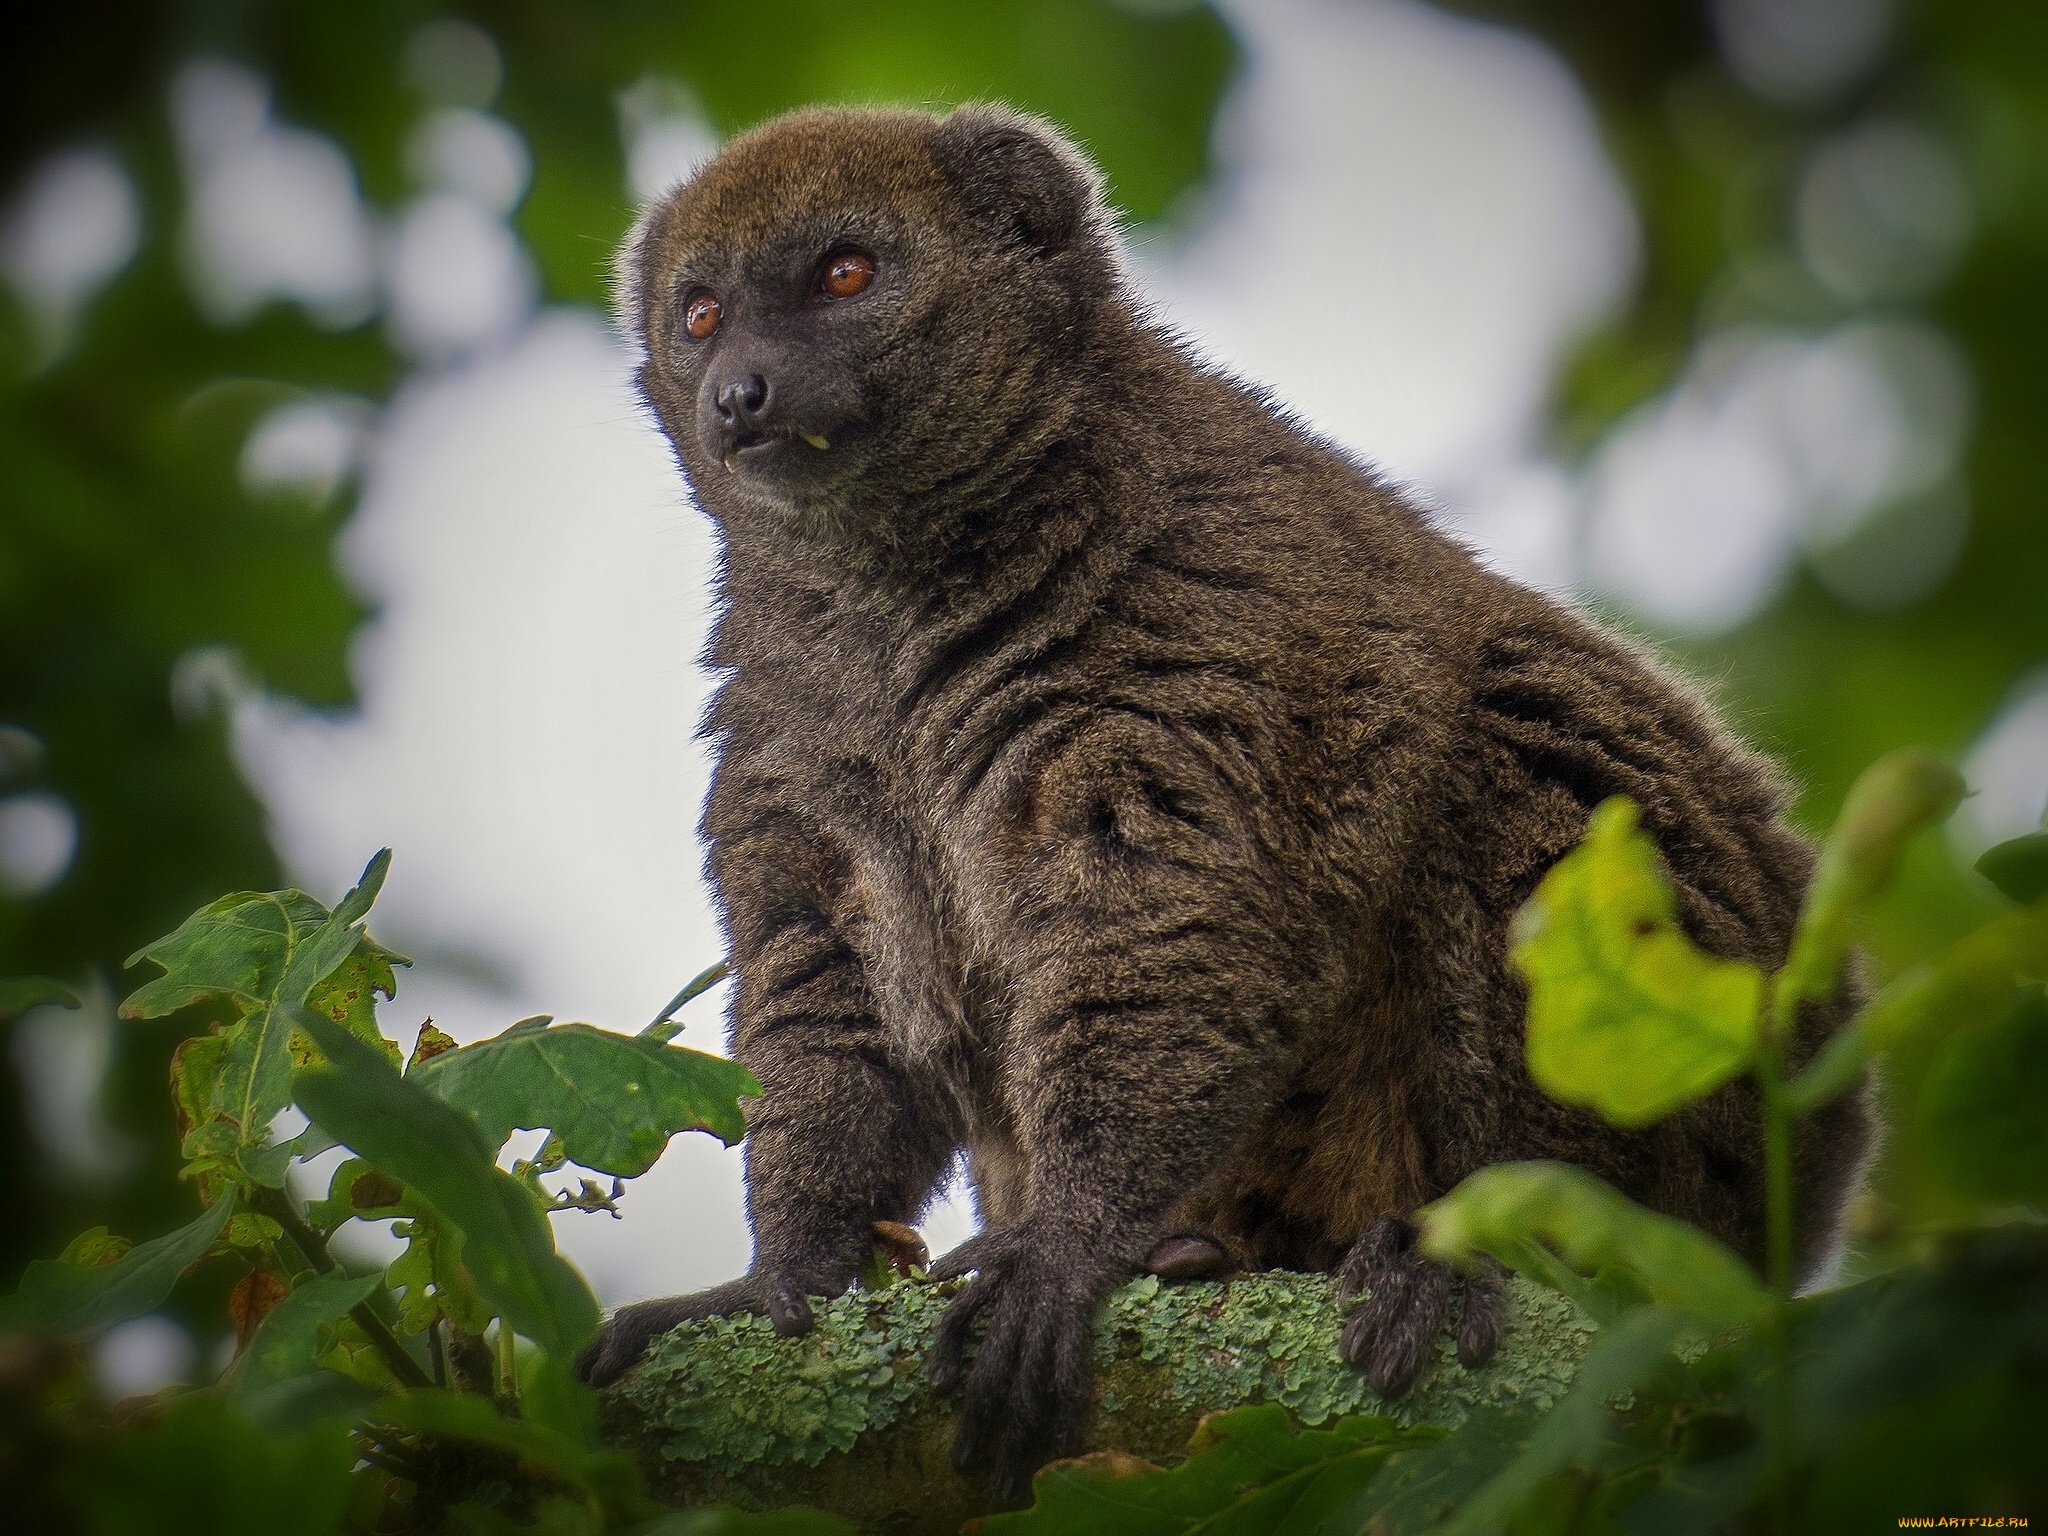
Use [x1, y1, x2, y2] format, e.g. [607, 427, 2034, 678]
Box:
[623, 105, 1113, 537]
[635, 166, 926, 508]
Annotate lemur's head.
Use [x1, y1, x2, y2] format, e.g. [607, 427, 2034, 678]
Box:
[621, 104, 1122, 550]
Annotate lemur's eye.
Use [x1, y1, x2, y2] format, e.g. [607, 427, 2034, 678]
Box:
[683, 291, 722, 341]
[821, 250, 876, 299]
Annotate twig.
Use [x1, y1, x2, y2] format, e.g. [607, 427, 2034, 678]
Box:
[640, 959, 729, 1042]
[247, 1182, 433, 1390]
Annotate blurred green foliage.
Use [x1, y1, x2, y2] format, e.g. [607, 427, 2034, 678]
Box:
[3, 856, 801, 1532]
[1444, 0, 2048, 1244]
[0, 0, 1236, 1318]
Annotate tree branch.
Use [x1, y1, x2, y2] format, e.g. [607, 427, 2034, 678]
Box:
[600, 1270, 1594, 1532]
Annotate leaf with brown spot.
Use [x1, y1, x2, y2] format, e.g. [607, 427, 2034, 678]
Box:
[406, 1019, 459, 1072]
[228, 1268, 289, 1351]
[168, 1033, 226, 1142]
[350, 1170, 407, 1211]
[55, 1228, 132, 1269]
[297, 940, 406, 1070]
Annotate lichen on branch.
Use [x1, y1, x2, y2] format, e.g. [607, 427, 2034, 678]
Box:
[600, 1270, 1595, 1533]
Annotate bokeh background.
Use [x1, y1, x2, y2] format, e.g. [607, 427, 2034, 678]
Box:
[4, 0, 2043, 1403]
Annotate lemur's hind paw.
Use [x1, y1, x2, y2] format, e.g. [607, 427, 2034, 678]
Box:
[1337, 1217, 1503, 1397]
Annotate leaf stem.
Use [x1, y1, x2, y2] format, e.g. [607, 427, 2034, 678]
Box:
[1757, 988, 1799, 1534]
[246, 1183, 432, 1390]
[265, 1225, 319, 1287]
[496, 1318, 519, 1404]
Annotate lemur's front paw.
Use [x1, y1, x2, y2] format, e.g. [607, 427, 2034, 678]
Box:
[1337, 1217, 1504, 1397]
[575, 1270, 819, 1388]
[927, 1224, 1120, 1510]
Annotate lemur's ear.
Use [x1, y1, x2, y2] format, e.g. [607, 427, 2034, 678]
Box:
[933, 103, 1106, 259]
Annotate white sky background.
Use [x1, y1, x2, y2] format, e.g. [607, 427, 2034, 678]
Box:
[227, 0, 1640, 1304]
[11, 0, 2035, 1359]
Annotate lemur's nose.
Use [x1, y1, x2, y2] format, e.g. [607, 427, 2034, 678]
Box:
[714, 374, 771, 424]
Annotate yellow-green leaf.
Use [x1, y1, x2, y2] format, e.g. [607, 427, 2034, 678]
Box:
[1511, 798, 1764, 1127]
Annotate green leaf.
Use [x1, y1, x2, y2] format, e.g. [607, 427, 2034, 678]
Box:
[231, 1269, 384, 1397]
[1919, 987, 2048, 1206]
[1616, 1444, 1764, 1536]
[116, 851, 389, 1024]
[979, 1403, 1439, 1533]
[238, 1138, 297, 1190]
[1781, 749, 1964, 1007]
[1418, 1163, 1769, 1329]
[411, 1018, 760, 1175]
[1328, 1409, 1530, 1535]
[1793, 1225, 2048, 1498]
[210, 1003, 317, 1152]
[1789, 901, 2048, 1115]
[292, 1014, 600, 1359]
[314, 1315, 411, 1394]
[180, 1098, 295, 1190]
[125, 852, 404, 1161]
[1434, 1309, 1694, 1536]
[222, 1211, 284, 1250]
[1, 1197, 232, 1339]
[180, 1118, 256, 1186]
[216, 854, 394, 1138]
[234, 1371, 383, 1439]
[386, 1208, 494, 1335]
[520, 1352, 606, 1449]
[122, 888, 332, 1019]
[0, 976, 80, 1015]
[308, 1151, 494, 1336]
[305, 1157, 405, 1232]
[1510, 798, 1764, 1127]
[1976, 831, 2048, 906]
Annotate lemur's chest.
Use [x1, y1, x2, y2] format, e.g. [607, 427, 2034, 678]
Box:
[804, 738, 1014, 1087]
[758, 601, 1047, 1082]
